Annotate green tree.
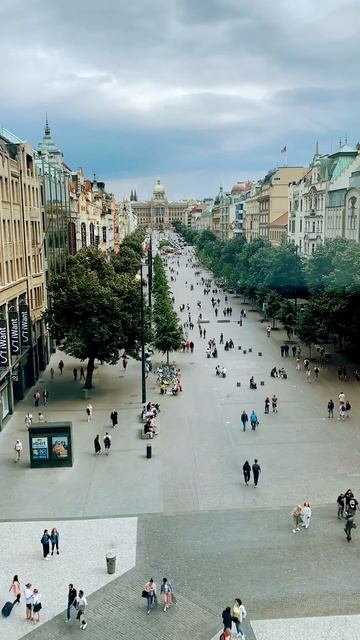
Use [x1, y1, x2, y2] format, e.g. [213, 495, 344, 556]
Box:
[264, 290, 284, 328]
[111, 245, 141, 277]
[152, 255, 183, 362]
[277, 299, 296, 340]
[45, 247, 142, 389]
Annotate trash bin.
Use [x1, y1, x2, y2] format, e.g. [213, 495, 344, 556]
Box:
[106, 552, 116, 574]
[146, 444, 152, 459]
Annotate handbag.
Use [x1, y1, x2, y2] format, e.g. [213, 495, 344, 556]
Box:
[142, 590, 148, 598]
[171, 593, 177, 605]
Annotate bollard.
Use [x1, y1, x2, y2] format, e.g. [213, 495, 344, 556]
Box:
[146, 444, 152, 459]
[243, 350, 247, 354]
[258, 352, 262, 356]
[260, 381, 265, 386]
[106, 552, 116, 574]
[248, 348, 252, 353]
[237, 382, 241, 387]
[238, 346, 242, 350]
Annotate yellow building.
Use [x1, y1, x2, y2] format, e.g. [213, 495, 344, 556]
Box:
[131, 179, 193, 229]
[0, 128, 46, 426]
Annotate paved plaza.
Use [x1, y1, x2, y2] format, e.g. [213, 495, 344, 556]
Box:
[0, 246, 360, 638]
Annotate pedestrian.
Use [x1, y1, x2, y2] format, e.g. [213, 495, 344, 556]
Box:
[66, 583, 77, 622]
[264, 397, 270, 414]
[34, 390, 41, 407]
[291, 505, 303, 533]
[40, 529, 51, 559]
[252, 459, 261, 487]
[24, 582, 33, 621]
[94, 435, 101, 455]
[86, 403, 93, 422]
[103, 432, 112, 454]
[50, 527, 59, 556]
[110, 409, 118, 427]
[38, 412, 46, 423]
[25, 412, 32, 428]
[73, 368, 78, 381]
[50, 367, 54, 381]
[203, 328, 206, 339]
[292, 345, 297, 357]
[343, 366, 348, 381]
[42, 389, 49, 405]
[80, 367, 85, 381]
[313, 366, 320, 381]
[32, 588, 42, 624]
[271, 394, 278, 413]
[295, 358, 301, 371]
[306, 369, 312, 383]
[344, 513, 355, 542]
[241, 410, 248, 432]
[250, 410, 258, 430]
[284, 344, 289, 357]
[346, 494, 358, 516]
[337, 493, 345, 519]
[302, 502, 312, 529]
[304, 358, 309, 371]
[9, 575, 21, 605]
[14, 439, 23, 462]
[280, 345, 285, 357]
[266, 326, 271, 337]
[76, 590, 87, 629]
[339, 403, 346, 420]
[222, 606, 232, 631]
[58, 360, 64, 375]
[243, 460, 251, 485]
[339, 391, 346, 404]
[160, 578, 172, 612]
[345, 400, 351, 418]
[328, 399, 334, 418]
[232, 598, 247, 639]
[144, 577, 157, 614]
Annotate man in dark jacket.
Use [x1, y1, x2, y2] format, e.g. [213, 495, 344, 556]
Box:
[252, 459, 261, 487]
[67, 583, 77, 621]
[222, 606, 232, 630]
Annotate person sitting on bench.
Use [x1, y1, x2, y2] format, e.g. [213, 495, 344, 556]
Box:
[249, 376, 257, 389]
[270, 367, 278, 378]
[144, 418, 158, 437]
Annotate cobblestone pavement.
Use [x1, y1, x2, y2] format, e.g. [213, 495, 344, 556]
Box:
[2, 242, 360, 639]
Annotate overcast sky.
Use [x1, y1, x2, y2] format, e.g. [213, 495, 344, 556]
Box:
[1, 0, 360, 199]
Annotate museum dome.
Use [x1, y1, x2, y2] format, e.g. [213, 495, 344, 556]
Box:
[154, 179, 165, 194]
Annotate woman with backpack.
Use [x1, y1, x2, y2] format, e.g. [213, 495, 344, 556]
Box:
[232, 598, 247, 639]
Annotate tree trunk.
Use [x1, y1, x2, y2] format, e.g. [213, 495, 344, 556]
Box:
[166, 351, 170, 364]
[85, 356, 95, 389]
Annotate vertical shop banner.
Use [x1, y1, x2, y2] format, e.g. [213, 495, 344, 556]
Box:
[19, 304, 30, 347]
[0, 319, 9, 367]
[8, 311, 20, 356]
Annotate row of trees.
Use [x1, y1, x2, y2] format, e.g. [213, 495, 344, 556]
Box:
[174, 222, 360, 353]
[45, 229, 146, 388]
[152, 254, 183, 363]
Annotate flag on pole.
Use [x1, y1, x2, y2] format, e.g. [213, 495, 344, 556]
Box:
[281, 145, 287, 153]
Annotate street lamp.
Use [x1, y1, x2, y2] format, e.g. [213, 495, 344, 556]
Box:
[148, 232, 153, 308]
[136, 265, 146, 404]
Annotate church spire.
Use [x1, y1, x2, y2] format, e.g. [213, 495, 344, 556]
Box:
[130, 189, 134, 201]
[134, 189, 138, 201]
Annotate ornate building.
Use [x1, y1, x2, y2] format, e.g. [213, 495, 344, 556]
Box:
[130, 179, 193, 229]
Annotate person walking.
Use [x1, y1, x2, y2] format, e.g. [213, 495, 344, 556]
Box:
[302, 502, 312, 529]
[266, 326, 271, 338]
[73, 368, 78, 381]
[292, 345, 297, 357]
[328, 399, 334, 418]
[9, 575, 21, 605]
[339, 391, 346, 404]
[232, 598, 247, 639]
[264, 397, 270, 414]
[160, 578, 172, 612]
[31, 588, 42, 624]
[66, 583, 77, 622]
[14, 439, 23, 463]
[344, 513, 356, 542]
[58, 360, 64, 375]
[34, 390, 41, 407]
[86, 403, 93, 422]
[50, 367, 54, 381]
[50, 527, 59, 556]
[42, 389, 49, 406]
[313, 366, 320, 381]
[144, 578, 157, 614]
[24, 582, 33, 621]
[243, 460, 251, 485]
[222, 606, 232, 631]
[241, 410, 248, 432]
[103, 432, 112, 454]
[252, 459, 261, 487]
[190, 340, 194, 353]
[271, 394, 278, 413]
[110, 410, 118, 428]
[25, 413, 32, 428]
[76, 590, 87, 629]
[291, 505, 303, 533]
[80, 367, 85, 381]
[38, 412, 46, 423]
[345, 400, 351, 418]
[94, 435, 101, 455]
[337, 493, 345, 519]
[40, 529, 51, 559]
[250, 410, 258, 431]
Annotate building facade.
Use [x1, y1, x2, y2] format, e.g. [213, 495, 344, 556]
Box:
[288, 142, 360, 254]
[131, 180, 193, 229]
[0, 128, 47, 426]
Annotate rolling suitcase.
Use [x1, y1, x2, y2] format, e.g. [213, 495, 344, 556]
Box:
[2, 601, 14, 617]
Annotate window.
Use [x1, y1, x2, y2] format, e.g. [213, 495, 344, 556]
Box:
[89, 223, 95, 245]
[68, 222, 76, 255]
[102, 226, 107, 242]
[300, 219, 302, 233]
[81, 223, 86, 247]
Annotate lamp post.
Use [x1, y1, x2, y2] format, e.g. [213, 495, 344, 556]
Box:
[140, 264, 146, 404]
[148, 233, 153, 308]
